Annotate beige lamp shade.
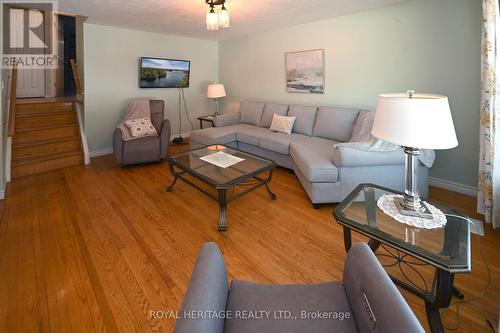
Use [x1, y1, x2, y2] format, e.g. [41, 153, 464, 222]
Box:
[207, 84, 226, 98]
[371, 93, 458, 150]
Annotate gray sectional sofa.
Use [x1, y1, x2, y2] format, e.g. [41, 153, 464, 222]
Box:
[190, 101, 428, 206]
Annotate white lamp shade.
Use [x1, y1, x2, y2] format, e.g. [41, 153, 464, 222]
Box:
[371, 93, 458, 149]
[207, 84, 226, 98]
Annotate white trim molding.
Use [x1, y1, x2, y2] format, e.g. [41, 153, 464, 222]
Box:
[75, 102, 91, 165]
[89, 131, 192, 159]
[90, 147, 113, 158]
[428, 177, 477, 197]
[0, 190, 4, 200]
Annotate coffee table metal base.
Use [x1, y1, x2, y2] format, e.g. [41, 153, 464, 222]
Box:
[167, 164, 276, 231]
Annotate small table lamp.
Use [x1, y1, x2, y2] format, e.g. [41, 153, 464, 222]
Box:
[371, 90, 458, 218]
[207, 84, 226, 116]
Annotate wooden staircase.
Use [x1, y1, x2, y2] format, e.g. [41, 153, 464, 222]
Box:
[12, 99, 84, 178]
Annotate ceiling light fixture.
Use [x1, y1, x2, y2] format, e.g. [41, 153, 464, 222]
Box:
[205, 0, 230, 31]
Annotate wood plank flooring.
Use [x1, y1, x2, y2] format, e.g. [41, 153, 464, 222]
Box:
[0, 143, 499, 332]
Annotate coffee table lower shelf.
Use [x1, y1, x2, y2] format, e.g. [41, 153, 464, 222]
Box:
[167, 164, 277, 231]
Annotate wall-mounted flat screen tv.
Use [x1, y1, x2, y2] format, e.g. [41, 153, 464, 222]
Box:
[139, 57, 190, 88]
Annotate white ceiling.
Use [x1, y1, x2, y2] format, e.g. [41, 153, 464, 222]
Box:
[59, 0, 409, 41]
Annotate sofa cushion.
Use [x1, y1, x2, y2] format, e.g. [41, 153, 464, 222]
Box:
[290, 137, 339, 182]
[237, 126, 272, 146]
[224, 280, 356, 333]
[190, 124, 253, 146]
[288, 105, 318, 136]
[350, 110, 374, 142]
[261, 103, 289, 128]
[239, 101, 265, 126]
[313, 107, 360, 142]
[259, 132, 308, 154]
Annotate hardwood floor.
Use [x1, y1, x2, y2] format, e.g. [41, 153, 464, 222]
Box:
[0, 143, 499, 332]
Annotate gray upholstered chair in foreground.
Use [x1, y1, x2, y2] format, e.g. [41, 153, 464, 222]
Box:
[113, 100, 170, 165]
[173, 242, 425, 333]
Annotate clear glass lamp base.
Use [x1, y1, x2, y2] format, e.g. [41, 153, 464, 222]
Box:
[394, 196, 434, 219]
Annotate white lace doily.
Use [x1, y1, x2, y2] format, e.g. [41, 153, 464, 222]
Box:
[377, 194, 447, 229]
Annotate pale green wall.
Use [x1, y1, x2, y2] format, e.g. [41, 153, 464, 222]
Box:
[219, 0, 481, 188]
[84, 24, 219, 153]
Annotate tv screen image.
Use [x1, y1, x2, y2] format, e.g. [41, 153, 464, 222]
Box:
[140, 57, 190, 88]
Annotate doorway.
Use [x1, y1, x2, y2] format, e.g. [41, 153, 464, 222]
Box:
[57, 15, 76, 96]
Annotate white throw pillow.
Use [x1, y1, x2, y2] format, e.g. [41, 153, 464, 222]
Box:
[269, 114, 296, 135]
[125, 117, 158, 138]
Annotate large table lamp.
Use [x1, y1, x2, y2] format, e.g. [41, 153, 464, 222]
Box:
[207, 84, 226, 115]
[371, 91, 458, 218]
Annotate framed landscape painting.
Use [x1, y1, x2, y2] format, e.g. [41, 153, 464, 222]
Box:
[285, 49, 324, 94]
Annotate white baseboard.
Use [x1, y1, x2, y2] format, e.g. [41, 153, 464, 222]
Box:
[0, 190, 4, 200]
[90, 147, 113, 158]
[428, 177, 477, 197]
[89, 132, 192, 159]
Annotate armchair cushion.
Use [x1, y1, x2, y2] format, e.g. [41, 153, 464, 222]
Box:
[124, 117, 158, 138]
[122, 135, 160, 165]
[224, 280, 356, 333]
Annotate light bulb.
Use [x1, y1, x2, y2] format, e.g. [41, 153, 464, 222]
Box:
[206, 8, 219, 31]
[219, 6, 230, 29]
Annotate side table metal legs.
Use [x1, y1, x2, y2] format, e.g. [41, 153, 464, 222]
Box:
[341, 227, 455, 333]
[425, 270, 455, 333]
[342, 227, 380, 252]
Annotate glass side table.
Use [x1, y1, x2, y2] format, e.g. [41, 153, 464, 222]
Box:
[198, 115, 215, 129]
[333, 183, 471, 333]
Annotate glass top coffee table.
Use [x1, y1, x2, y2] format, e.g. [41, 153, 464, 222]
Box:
[166, 145, 277, 231]
[333, 183, 471, 333]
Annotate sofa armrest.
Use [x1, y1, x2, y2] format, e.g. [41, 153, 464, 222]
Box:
[173, 243, 229, 333]
[160, 119, 171, 159]
[213, 112, 241, 127]
[343, 243, 425, 333]
[113, 128, 124, 164]
[332, 146, 404, 167]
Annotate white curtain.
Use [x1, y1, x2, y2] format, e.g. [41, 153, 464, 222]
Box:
[478, 0, 500, 229]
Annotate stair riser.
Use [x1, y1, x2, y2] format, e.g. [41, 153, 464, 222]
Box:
[16, 103, 74, 116]
[12, 154, 83, 178]
[14, 125, 79, 144]
[13, 139, 81, 163]
[15, 113, 77, 129]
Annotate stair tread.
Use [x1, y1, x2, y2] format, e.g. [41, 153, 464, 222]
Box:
[13, 136, 81, 148]
[13, 150, 82, 167]
[16, 110, 75, 118]
[12, 153, 83, 178]
[15, 122, 78, 133]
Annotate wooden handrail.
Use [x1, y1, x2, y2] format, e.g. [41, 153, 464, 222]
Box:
[70, 59, 83, 97]
[7, 65, 18, 137]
